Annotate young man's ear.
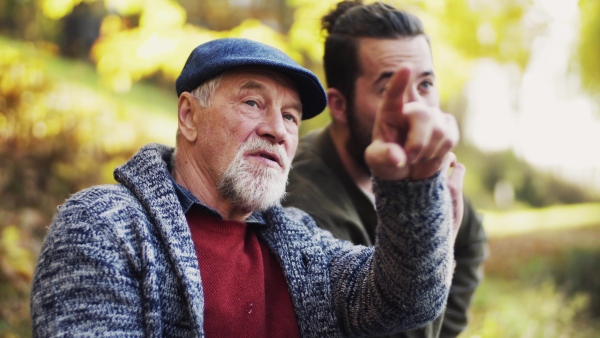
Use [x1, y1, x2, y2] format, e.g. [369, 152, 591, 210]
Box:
[327, 88, 348, 124]
[177, 92, 199, 142]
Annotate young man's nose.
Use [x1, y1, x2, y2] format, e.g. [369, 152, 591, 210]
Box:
[403, 86, 420, 104]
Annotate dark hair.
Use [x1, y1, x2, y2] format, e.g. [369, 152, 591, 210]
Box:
[322, 1, 426, 102]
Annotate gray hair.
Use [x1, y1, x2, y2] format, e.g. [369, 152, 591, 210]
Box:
[191, 73, 225, 107]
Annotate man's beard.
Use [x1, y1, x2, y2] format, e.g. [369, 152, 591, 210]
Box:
[218, 138, 291, 212]
[346, 102, 372, 173]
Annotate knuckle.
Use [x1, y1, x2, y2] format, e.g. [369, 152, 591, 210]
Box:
[441, 139, 454, 152]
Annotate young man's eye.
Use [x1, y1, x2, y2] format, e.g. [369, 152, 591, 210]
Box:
[420, 81, 434, 90]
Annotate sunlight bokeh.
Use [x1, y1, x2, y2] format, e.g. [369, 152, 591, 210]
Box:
[464, 0, 600, 192]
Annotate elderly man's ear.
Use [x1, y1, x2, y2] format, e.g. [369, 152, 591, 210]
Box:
[177, 92, 199, 142]
[327, 88, 349, 124]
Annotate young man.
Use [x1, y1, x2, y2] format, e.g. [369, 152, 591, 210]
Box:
[31, 38, 460, 337]
[285, 2, 488, 338]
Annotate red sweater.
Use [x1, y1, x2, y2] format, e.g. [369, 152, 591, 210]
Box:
[186, 206, 300, 337]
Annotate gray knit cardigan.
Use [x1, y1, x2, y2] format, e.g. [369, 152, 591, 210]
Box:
[31, 143, 453, 337]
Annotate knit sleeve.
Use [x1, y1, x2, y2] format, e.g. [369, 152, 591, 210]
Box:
[327, 172, 454, 336]
[30, 189, 146, 337]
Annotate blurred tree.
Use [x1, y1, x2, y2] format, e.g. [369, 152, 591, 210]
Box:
[453, 144, 598, 209]
[2, 0, 298, 85]
[0, 0, 61, 42]
[179, 0, 294, 32]
[575, 0, 600, 105]
[28, 0, 538, 106]
[60, 1, 105, 59]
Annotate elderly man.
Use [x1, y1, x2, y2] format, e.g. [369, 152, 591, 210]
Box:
[284, 2, 488, 338]
[31, 38, 459, 337]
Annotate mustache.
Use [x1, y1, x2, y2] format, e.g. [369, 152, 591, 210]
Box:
[240, 138, 290, 167]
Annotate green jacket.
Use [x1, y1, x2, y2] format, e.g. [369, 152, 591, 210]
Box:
[284, 128, 488, 338]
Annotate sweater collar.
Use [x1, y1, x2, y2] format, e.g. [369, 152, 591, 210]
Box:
[168, 174, 267, 225]
[114, 143, 267, 225]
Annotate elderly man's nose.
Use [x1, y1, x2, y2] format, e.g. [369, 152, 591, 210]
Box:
[257, 110, 287, 144]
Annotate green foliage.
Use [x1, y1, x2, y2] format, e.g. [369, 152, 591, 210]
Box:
[553, 248, 600, 318]
[464, 225, 600, 337]
[482, 151, 594, 207]
[464, 278, 597, 338]
[576, 0, 600, 102]
[423, 0, 535, 68]
[454, 143, 598, 210]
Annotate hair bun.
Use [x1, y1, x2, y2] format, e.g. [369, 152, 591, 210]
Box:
[321, 0, 363, 34]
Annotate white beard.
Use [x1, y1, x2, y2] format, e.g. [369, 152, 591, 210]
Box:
[217, 138, 291, 211]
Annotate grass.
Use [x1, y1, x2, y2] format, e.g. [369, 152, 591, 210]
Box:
[461, 222, 600, 337]
[481, 203, 600, 238]
[463, 277, 600, 338]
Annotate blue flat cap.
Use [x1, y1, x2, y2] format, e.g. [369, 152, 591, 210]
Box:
[176, 38, 327, 120]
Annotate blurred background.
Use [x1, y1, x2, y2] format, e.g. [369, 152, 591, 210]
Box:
[1, 0, 599, 336]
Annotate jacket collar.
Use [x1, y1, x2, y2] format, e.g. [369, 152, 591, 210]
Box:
[114, 143, 205, 336]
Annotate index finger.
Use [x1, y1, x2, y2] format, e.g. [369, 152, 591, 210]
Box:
[379, 67, 411, 119]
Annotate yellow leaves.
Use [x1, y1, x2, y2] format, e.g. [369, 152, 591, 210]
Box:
[160, 26, 214, 80]
[107, 70, 133, 93]
[104, 0, 143, 16]
[41, 0, 537, 111]
[287, 0, 337, 63]
[139, 0, 186, 30]
[433, 45, 473, 105]
[136, 33, 179, 64]
[0, 37, 173, 166]
[0, 44, 20, 64]
[91, 0, 222, 92]
[42, 0, 83, 20]
[229, 19, 303, 63]
[101, 121, 138, 154]
[91, 6, 302, 93]
[576, 0, 600, 97]
[0, 225, 35, 284]
[100, 14, 125, 37]
[0, 113, 7, 137]
[0, 45, 46, 98]
[93, 28, 152, 92]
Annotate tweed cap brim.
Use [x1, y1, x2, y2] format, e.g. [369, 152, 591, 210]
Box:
[176, 38, 327, 120]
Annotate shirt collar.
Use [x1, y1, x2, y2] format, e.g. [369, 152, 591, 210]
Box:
[168, 174, 267, 225]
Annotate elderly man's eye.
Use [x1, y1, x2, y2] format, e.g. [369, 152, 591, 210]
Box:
[283, 113, 298, 124]
[245, 100, 258, 107]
